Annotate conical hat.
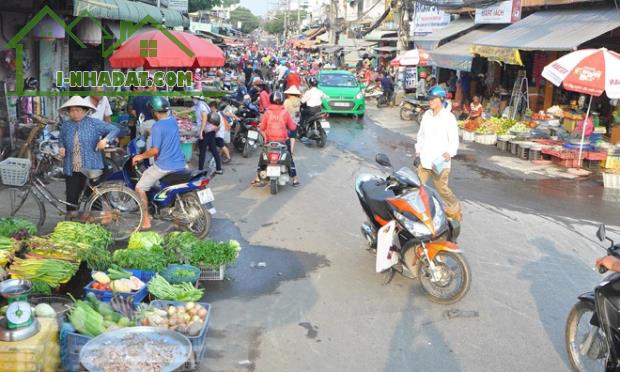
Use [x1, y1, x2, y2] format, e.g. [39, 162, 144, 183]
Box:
[284, 86, 301, 95]
[59, 96, 96, 114]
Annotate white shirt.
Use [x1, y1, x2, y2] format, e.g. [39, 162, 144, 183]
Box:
[415, 108, 459, 170]
[416, 79, 427, 97]
[301, 87, 326, 108]
[276, 65, 288, 81]
[89, 97, 112, 121]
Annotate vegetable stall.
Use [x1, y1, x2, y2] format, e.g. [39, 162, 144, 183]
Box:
[0, 218, 241, 371]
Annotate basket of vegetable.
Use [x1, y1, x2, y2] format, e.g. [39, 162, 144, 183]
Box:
[138, 301, 211, 369]
[161, 264, 201, 284]
[31, 294, 73, 327]
[148, 274, 204, 302]
[193, 240, 241, 281]
[84, 269, 148, 304]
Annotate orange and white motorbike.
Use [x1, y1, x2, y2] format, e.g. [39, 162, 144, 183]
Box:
[355, 153, 471, 304]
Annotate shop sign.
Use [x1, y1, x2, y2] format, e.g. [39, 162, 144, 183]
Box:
[410, 4, 451, 36]
[475, 0, 522, 24]
[471, 45, 523, 66]
[168, 0, 189, 13]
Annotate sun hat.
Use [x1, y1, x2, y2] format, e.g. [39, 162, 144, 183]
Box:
[59, 96, 96, 115]
[284, 86, 301, 95]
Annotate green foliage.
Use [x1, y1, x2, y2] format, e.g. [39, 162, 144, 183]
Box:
[230, 7, 259, 34]
[189, 0, 223, 12]
[263, 10, 308, 35]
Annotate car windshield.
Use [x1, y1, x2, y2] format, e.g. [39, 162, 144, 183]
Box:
[319, 74, 358, 88]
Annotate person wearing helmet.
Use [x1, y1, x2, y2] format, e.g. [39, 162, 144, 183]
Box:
[132, 96, 186, 230]
[416, 71, 428, 99]
[414, 86, 462, 221]
[252, 91, 300, 187]
[58, 96, 120, 217]
[300, 76, 325, 126]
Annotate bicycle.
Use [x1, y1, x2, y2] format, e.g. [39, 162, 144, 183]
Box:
[0, 152, 144, 241]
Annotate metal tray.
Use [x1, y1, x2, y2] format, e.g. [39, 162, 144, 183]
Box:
[79, 327, 192, 372]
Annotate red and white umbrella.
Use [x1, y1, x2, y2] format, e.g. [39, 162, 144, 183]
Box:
[390, 49, 429, 67]
[542, 48, 620, 98]
[542, 48, 620, 166]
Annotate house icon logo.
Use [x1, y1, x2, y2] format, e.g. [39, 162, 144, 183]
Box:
[5, 5, 199, 97]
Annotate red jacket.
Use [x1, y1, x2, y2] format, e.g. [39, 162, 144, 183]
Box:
[287, 72, 302, 89]
[259, 105, 297, 143]
[258, 90, 270, 112]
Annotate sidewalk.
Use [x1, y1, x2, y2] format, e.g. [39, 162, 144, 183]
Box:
[364, 105, 602, 182]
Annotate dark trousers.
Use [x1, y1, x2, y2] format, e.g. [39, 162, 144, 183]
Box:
[65, 172, 100, 212]
[198, 131, 222, 171]
[257, 140, 297, 178]
[300, 106, 321, 126]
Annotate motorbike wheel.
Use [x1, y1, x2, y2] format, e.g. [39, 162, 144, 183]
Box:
[566, 300, 608, 372]
[418, 251, 471, 305]
[416, 111, 425, 124]
[270, 179, 278, 195]
[178, 192, 212, 239]
[317, 128, 327, 148]
[400, 107, 414, 121]
[242, 142, 250, 158]
[84, 184, 144, 242]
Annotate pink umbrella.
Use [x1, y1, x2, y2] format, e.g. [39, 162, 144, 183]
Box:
[542, 48, 620, 165]
[391, 49, 430, 67]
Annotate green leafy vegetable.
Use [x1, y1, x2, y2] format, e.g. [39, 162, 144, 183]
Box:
[147, 274, 204, 301]
[50, 221, 113, 251]
[0, 218, 37, 239]
[112, 246, 169, 272]
[191, 239, 241, 267]
[163, 232, 196, 264]
[127, 231, 163, 251]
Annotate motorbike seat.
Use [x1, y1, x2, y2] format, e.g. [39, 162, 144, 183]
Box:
[360, 180, 395, 222]
[161, 170, 207, 185]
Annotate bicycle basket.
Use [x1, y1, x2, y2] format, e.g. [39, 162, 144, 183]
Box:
[0, 157, 31, 186]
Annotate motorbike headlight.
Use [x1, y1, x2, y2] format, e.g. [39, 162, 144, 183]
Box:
[394, 211, 432, 236]
[432, 199, 446, 231]
[355, 92, 364, 100]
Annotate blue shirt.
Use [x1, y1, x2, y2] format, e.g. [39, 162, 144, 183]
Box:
[131, 96, 153, 120]
[151, 116, 186, 171]
[59, 117, 120, 176]
[235, 85, 248, 102]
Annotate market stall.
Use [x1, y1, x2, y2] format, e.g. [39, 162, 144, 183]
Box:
[0, 218, 241, 371]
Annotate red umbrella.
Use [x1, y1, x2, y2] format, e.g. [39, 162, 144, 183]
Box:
[109, 30, 225, 69]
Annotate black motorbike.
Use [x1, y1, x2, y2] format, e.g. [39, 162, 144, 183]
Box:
[566, 225, 620, 371]
[400, 96, 429, 122]
[298, 105, 329, 148]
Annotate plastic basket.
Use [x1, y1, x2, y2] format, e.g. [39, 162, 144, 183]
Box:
[0, 157, 31, 186]
[127, 269, 156, 282]
[474, 134, 497, 145]
[462, 131, 475, 142]
[83, 280, 148, 306]
[199, 264, 225, 281]
[603, 172, 620, 189]
[149, 301, 211, 371]
[497, 140, 509, 152]
[60, 323, 90, 372]
[161, 264, 201, 284]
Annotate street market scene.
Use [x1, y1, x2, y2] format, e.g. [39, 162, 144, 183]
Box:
[0, 0, 619, 371]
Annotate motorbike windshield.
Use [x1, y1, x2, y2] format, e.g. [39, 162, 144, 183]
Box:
[399, 189, 427, 217]
[395, 167, 422, 188]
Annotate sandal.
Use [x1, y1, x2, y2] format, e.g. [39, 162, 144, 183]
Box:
[251, 179, 266, 187]
[292, 181, 301, 187]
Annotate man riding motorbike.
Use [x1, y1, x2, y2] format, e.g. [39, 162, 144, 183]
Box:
[251, 91, 300, 187]
[300, 76, 325, 127]
[132, 96, 186, 230]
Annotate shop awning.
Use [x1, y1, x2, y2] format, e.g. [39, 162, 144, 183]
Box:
[161, 8, 189, 28]
[321, 46, 344, 54]
[73, 0, 163, 23]
[374, 46, 398, 53]
[429, 27, 499, 72]
[414, 19, 475, 50]
[474, 7, 620, 51]
[365, 31, 397, 41]
[339, 37, 376, 49]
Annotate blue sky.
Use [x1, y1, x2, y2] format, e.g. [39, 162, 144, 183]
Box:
[240, 0, 270, 16]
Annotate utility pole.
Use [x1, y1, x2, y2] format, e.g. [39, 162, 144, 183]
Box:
[329, 0, 338, 45]
[284, 0, 290, 41]
[297, 0, 301, 33]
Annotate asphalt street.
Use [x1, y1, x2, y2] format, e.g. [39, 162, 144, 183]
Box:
[16, 107, 620, 371]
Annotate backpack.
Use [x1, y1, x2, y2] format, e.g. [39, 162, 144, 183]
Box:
[265, 110, 287, 137]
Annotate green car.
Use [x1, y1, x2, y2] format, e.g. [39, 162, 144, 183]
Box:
[318, 70, 365, 117]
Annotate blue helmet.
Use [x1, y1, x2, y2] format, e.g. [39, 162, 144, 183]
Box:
[427, 85, 447, 101]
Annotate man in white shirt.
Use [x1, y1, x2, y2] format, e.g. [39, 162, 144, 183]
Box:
[276, 62, 289, 82]
[88, 94, 112, 122]
[416, 72, 428, 99]
[415, 85, 461, 220]
[300, 76, 325, 124]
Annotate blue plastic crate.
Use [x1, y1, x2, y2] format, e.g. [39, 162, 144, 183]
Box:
[60, 323, 90, 372]
[127, 269, 156, 282]
[150, 300, 211, 370]
[83, 280, 148, 305]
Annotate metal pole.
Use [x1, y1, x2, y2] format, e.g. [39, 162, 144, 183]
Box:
[577, 95, 593, 167]
[297, 1, 301, 33]
[284, 0, 290, 41]
[329, 0, 337, 45]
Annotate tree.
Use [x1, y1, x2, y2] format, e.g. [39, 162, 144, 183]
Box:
[263, 10, 308, 36]
[230, 7, 259, 34]
[222, 0, 240, 6]
[188, 0, 222, 12]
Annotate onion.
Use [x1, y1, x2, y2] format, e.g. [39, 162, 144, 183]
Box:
[197, 308, 207, 320]
[185, 302, 195, 311]
[168, 306, 177, 316]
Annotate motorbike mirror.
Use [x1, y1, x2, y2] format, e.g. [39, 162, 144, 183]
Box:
[597, 224, 606, 242]
[375, 153, 392, 168]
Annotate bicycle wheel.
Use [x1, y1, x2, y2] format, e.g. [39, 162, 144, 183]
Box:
[0, 186, 45, 228]
[84, 184, 144, 242]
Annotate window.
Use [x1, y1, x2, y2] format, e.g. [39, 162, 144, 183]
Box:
[319, 74, 358, 88]
[140, 40, 158, 57]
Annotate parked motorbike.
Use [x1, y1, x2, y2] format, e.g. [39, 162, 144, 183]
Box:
[298, 106, 329, 148]
[400, 96, 429, 122]
[364, 84, 383, 100]
[258, 142, 292, 195]
[565, 225, 620, 371]
[355, 153, 470, 304]
[104, 119, 216, 238]
[233, 118, 262, 158]
[376, 91, 394, 108]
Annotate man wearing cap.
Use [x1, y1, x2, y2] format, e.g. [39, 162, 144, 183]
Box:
[415, 86, 462, 221]
[57, 96, 120, 218]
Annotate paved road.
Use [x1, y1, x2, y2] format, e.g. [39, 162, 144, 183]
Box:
[197, 107, 620, 371]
